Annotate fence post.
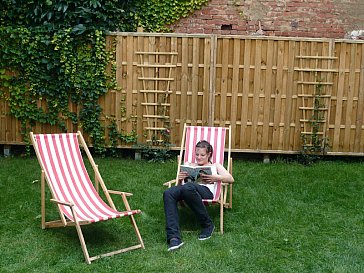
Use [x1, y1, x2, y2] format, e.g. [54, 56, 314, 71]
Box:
[4, 145, 11, 157]
[208, 35, 217, 126]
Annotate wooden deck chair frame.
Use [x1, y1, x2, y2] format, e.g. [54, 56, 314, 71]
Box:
[165, 124, 233, 234]
[30, 131, 144, 264]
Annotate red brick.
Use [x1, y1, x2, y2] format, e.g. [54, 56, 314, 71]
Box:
[169, 0, 364, 39]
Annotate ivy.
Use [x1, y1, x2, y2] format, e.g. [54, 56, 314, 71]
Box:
[0, 0, 208, 154]
[0, 0, 133, 32]
[0, 26, 115, 153]
[130, 0, 209, 32]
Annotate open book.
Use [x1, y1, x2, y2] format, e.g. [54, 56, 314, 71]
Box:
[180, 165, 214, 183]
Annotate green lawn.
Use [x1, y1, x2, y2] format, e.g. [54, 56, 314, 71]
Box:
[1, 155, 364, 272]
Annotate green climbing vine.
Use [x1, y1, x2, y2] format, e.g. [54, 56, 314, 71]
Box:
[131, 0, 209, 32]
[0, 26, 117, 153]
[0, 0, 208, 155]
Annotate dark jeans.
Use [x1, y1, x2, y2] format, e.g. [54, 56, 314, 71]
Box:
[163, 182, 213, 243]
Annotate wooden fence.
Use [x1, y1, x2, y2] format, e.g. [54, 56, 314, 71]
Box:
[1, 32, 364, 156]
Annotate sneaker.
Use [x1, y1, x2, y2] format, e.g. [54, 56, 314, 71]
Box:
[168, 238, 184, 251]
[198, 224, 215, 241]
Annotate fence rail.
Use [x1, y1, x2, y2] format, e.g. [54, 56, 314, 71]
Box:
[1, 33, 364, 155]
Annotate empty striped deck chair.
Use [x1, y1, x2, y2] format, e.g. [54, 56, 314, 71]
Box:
[30, 131, 144, 264]
[165, 124, 233, 234]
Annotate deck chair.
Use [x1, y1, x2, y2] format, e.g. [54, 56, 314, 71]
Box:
[165, 124, 233, 234]
[30, 131, 144, 264]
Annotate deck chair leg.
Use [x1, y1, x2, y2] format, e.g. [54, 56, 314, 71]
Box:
[41, 171, 46, 229]
[229, 184, 233, 209]
[129, 215, 145, 249]
[75, 222, 91, 264]
[71, 208, 91, 264]
[220, 196, 224, 234]
[120, 193, 145, 249]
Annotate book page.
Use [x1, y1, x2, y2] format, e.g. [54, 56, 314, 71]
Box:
[180, 165, 213, 182]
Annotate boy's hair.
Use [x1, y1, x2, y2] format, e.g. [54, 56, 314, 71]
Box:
[195, 140, 213, 163]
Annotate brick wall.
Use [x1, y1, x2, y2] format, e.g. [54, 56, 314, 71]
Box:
[169, 0, 364, 39]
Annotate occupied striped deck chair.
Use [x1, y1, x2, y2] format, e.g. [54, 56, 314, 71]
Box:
[30, 131, 144, 264]
[165, 124, 233, 234]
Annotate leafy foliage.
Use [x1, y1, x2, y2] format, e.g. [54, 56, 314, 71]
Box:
[0, 26, 115, 153]
[134, 142, 174, 162]
[134, 129, 174, 162]
[0, 0, 208, 153]
[0, 0, 134, 32]
[129, 0, 209, 32]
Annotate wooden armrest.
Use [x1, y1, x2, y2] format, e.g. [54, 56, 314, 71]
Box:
[50, 199, 74, 207]
[108, 190, 133, 197]
[163, 180, 176, 187]
[108, 190, 134, 211]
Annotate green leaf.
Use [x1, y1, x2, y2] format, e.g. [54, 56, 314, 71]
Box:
[72, 24, 86, 34]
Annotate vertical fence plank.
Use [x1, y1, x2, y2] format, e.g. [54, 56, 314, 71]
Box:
[250, 39, 262, 149]
[333, 42, 347, 151]
[180, 37, 189, 125]
[262, 39, 274, 150]
[191, 37, 200, 124]
[343, 43, 357, 151]
[169, 36, 178, 143]
[202, 37, 211, 126]
[208, 35, 217, 126]
[239, 39, 251, 148]
[272, 40, 284, 150]
[284, 40, 296, 151]
[218, 38, 230, 127]
[230, 38, 240, 148]
[354, 44, 364, 153]
[0, 99, 5, 141]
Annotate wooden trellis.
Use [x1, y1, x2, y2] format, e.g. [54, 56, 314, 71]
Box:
[296, 50, 337, 153]
[136, 51, 178, 144]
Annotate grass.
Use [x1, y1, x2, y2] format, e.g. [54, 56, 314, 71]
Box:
[1, 155, 364, 272]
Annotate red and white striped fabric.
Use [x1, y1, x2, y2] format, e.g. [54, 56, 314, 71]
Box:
[183, 126, 227, 204]
[34, 133, 140, 223]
